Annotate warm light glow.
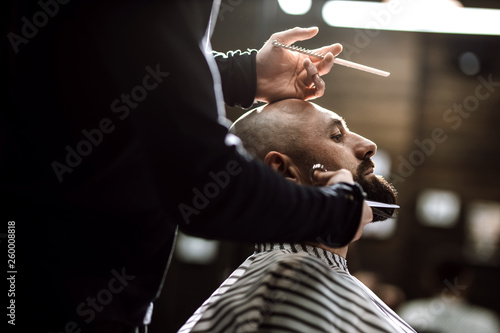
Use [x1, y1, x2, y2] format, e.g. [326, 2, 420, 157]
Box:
[278, 0, 312, 15]
[175, 232, 219, 265]
[465, 201, 500, 263]
[417, 189, 461, 227]
[322, 0, 500, 35]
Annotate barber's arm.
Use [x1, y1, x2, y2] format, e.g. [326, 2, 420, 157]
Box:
[213, 49, 257, 109]
[180, 156, 366, 248]
[214, 27, 343, 107]
[65, 1, 362, 248]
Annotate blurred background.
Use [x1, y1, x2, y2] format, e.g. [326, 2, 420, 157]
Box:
[151, 1, 500, 332]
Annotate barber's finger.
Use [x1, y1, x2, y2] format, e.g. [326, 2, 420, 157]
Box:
[311, 169, 328, 185]
[303, 58, 324, 89]
[310, 44, 342, 77]
[273, 26, 319, 44]
[327, 169, 355, 185]
[363, 201, 374, 223]
[303, 58, 325, 99]
[311, 43, 343, 60]
[312, 169, 354, 186]
[315, 52, 335, 76]
[303, 87, 321, 101]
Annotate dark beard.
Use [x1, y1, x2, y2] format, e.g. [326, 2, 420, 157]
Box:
[355, 160, 399, 222]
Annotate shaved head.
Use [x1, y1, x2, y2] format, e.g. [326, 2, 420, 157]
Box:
[229, 99, 317, 171]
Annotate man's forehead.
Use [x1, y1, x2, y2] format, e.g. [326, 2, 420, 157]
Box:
[243, 100, 346, 129]
[312, 104, 346, 127]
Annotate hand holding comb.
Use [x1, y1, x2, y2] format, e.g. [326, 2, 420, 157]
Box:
[272, 40, 390, 77]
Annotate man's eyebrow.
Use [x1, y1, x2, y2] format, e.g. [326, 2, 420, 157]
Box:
[327, 117, 348, 131]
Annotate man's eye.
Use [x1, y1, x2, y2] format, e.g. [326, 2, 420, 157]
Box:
[330, 133, 343, 142]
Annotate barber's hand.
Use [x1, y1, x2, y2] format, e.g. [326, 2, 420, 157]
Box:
[312, 168, 374, 224]
[361, 200, 373, 225]
[311, 168, 354, 187]
[255, 27, 342, 103]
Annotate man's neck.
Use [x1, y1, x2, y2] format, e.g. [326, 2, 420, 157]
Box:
[307, 242, 348, 258]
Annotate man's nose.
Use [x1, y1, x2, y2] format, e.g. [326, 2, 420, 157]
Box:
[353, 133, 377, 160]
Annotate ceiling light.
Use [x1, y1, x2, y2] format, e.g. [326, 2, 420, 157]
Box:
[278, 0, 312, 15]
[322, 0, 500, 35]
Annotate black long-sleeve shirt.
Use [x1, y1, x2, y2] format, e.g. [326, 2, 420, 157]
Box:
[1, 0, 364, 331]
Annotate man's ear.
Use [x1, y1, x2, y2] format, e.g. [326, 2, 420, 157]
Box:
[263, 151, 301, 183]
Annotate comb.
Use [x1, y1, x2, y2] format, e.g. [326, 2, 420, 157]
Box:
[272, 40, 390, 77]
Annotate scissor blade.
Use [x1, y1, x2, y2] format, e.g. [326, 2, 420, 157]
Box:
[366, 200, 400, 209]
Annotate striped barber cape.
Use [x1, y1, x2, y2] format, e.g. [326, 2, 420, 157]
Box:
[178, 243, 416, 333]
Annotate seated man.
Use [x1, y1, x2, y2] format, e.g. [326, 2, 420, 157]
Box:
[178, 99, 415, 333]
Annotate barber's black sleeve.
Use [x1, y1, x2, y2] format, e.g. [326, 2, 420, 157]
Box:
[214, 49, 257, 108]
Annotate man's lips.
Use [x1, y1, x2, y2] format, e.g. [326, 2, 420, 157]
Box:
[358, 159, 375, 176]
[364, 167, 374, 176]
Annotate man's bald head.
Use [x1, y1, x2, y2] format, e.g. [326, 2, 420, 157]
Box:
[229, 99, 316, 168]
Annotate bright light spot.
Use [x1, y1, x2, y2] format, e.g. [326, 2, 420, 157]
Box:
[372, 149, 392, 178]
[465, 201, 500, 263]
[458, 52, 481, 76]
[278, 0, 312, 15]
[362, 217, 397, 240]
[417, 189, 461, 228]
[382, 0, 463, 8]
[322, 0, 500, 35]
[174, 232, 219, 265]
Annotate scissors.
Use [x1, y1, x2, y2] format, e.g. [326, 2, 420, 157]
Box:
[310, 164, 399, 219]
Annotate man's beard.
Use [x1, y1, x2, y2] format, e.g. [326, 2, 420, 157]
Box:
[355, 159, 398, 222]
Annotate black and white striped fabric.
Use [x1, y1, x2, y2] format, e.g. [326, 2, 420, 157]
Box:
[178, 243, 416, 332]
